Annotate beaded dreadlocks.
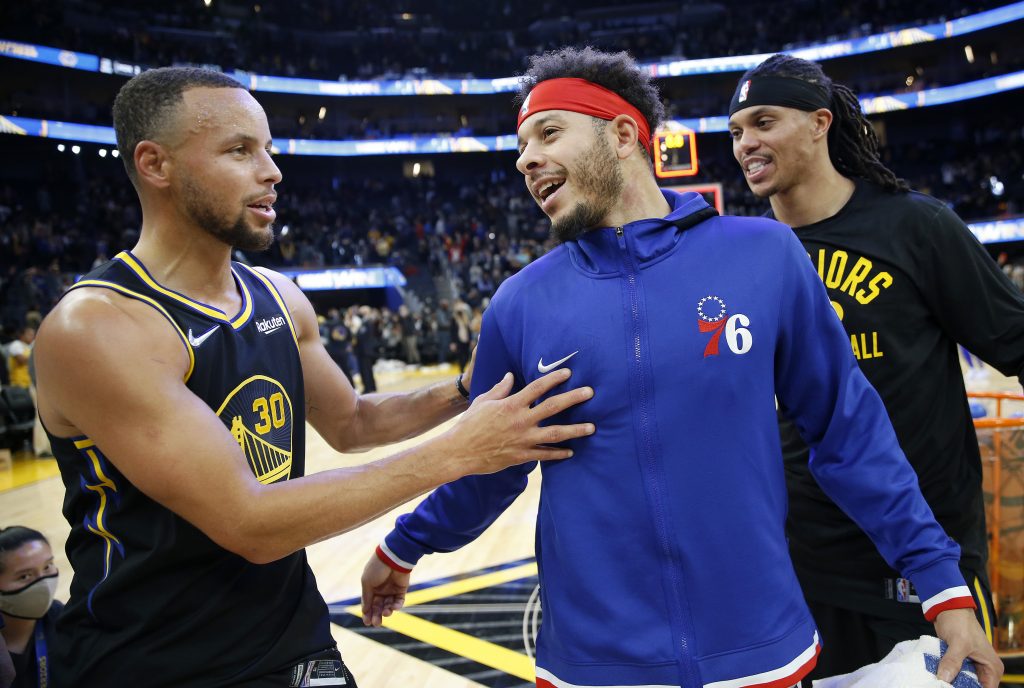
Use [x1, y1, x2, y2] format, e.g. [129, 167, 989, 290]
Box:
[742, 54, 909, 193]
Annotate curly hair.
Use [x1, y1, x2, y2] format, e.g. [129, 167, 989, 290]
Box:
[514, 46, 665, 158]
[112, 66, 243, 185]
[740, 54, 909, 193]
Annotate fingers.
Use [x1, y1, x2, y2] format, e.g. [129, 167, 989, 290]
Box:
[475, 372, 514, 402]
[540, 421, 596, 445]
[936, 648, 966, 684]
[936, 644, 1003, 688]
[514, 367, 572, 404]
[972, 651, 1004, 688]
[977, 661, 1004, 688]
[531, 384, 594, 420]
[361, 591, 405, 627]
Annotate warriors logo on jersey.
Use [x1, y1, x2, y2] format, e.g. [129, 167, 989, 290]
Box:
[216, 375, 293, 484]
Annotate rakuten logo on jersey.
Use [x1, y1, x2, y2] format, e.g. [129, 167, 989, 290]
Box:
[257, 315, 286, 335]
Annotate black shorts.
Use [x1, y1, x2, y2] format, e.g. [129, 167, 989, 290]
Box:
[248, 647, 359, 688]
[803, 566, 996, 679]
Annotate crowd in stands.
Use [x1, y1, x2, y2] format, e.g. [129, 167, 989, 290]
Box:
[2, 0, 1010, 82]
[2, 108, 1022, 337]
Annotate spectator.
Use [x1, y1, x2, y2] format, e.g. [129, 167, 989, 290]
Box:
[0, 527, 63, 688]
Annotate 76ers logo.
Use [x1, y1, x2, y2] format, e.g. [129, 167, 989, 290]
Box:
[697, 296, 753, 357]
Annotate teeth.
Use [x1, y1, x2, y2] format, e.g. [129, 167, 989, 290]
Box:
[747, 161, 766, 174]
[538, 180, 564, 199]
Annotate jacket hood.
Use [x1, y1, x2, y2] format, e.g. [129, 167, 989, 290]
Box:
[569, 190, 717, 275]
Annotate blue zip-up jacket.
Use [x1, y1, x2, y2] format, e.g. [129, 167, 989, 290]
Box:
[380, 191, 973, 688]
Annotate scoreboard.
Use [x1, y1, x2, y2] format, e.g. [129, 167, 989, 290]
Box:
[653, 127, 698, 178]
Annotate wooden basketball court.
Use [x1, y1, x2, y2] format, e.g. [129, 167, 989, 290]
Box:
[1, 363, 1019, 686]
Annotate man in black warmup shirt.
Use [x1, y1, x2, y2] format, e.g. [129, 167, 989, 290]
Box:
[727, 54, 1022, 682]
[32, 67, 595, 688]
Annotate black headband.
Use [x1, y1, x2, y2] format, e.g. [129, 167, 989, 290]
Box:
[728, 75, 831, 117]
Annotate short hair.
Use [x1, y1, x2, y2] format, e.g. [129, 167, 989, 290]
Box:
[112, 66, 243, 185]
[739, 55, 909, 193]
[514, 46, 665, 158]
[0, 526, 48, 574]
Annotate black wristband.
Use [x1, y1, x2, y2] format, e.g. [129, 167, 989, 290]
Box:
[455, 373, 470, 400]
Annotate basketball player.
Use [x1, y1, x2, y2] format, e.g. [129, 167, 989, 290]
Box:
[362, 47, 1001, 688]
[31, 67, 596, 688]
[727, 54, 1022, 680]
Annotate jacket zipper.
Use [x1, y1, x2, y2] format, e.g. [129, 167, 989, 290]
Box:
[616, 225, 700, 687]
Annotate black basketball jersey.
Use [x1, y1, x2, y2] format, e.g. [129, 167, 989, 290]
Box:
[48, 251, 333, 687]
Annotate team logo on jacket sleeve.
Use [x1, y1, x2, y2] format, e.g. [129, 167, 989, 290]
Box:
[697, 295, 752, 357]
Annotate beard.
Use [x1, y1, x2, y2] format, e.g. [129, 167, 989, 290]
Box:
[181, 176, 275, 252]
[549, 132, 624, 244]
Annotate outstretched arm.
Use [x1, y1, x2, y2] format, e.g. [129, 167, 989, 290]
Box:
[35, 288, 594, 565]
[258, 268, 481, 452]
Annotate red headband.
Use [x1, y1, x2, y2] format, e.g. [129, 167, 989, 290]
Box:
[517, 77, 652, 156]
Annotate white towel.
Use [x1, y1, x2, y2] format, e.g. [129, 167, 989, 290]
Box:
[811, 635, 981, 688]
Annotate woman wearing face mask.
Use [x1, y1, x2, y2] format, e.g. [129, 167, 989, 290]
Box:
[0, 527, 61, 688]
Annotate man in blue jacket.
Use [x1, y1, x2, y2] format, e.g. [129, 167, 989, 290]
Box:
[361, 47, 1002, 688]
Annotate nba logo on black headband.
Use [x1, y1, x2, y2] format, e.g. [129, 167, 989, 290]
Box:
[729, 76, 831, 116]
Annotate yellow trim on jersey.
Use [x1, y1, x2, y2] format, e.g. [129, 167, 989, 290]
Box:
[236, 264, 300, 349]
[70, 279, 195, 383]
[972, 576, 993, 644]
[85, 448, 117, 492]
[80, 445, 122, 583]
[115, 251, 254, 329]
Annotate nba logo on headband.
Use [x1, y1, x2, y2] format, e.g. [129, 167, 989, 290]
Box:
[520, 92, 532, 118]
[738, 80, 751, 103]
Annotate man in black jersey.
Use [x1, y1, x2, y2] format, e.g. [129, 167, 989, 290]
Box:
[31, 67, 596, 688]
[728, 54, 1021, 683]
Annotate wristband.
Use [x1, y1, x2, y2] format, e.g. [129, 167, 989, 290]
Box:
[455, 373, 470, 400]
[375, 545, 413, 573]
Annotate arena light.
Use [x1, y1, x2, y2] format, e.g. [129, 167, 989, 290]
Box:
[318, 106, 326, 120]
[98, 148, 107, 157]
[3, 2, 1023, 90]
[965, 45, 976, 64]
[111, 149, 119, 158]
[57, 143, 64, 152]
[6, 68, 1024, 152]
[71, 145, 80, 154]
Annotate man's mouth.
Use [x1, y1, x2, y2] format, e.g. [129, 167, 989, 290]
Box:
[744, 158, 772, 183]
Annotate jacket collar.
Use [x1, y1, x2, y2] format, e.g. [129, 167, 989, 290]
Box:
[568, 190, 716, 274]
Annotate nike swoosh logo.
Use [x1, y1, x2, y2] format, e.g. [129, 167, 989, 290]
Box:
[188, 325, 218, 348]
[537, 350, 578, 374]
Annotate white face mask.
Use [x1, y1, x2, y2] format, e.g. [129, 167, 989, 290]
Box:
[0, 574, 58, 619]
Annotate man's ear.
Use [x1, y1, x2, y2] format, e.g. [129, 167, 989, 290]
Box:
[134, 140, 174, 190]
[610, 114, 641, 159]
[810, 108, 834, 142]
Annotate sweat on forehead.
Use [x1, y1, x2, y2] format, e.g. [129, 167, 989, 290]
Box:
[172, 87, 266, 141]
